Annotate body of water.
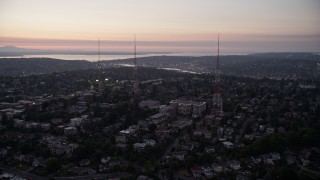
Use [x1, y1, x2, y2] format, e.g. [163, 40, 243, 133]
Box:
[0, 52, 247, 62]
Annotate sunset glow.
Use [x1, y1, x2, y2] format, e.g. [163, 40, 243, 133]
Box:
[1, 0, 319, 53]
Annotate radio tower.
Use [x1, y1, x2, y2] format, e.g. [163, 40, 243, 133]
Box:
[98, 39, 101, 61]
[213, 34, 223, 117]
[95, 39, 101, 71]
[133, 34, 139, 103]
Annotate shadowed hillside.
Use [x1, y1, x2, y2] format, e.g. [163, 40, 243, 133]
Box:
[1, 53, 319, 80]
[0, 58, 94, 76]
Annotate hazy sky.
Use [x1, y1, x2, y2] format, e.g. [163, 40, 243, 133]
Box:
[0, 0, 319, 53]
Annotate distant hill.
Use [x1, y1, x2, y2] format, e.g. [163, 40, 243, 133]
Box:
[0, 46, 38, 52]
[0, 53, 319, 80]
[0, 46, 40, 56]
[102, 53, 320, 80]
[247, 52, 320, 59]
[0, 58, 94, 76]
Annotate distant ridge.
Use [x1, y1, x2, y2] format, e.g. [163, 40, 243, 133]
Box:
[0, 46, 38, 52]
[0, 57, 94, 76]
[247, 52, 320, 59]
[0, 54, 319, 79]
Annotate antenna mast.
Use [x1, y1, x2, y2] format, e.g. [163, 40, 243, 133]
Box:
[216, 34, 220, 94]
[213, 33, 223, 117]
[133, 34, 139, 103]
[134, 34, 137, 75]
[98, 39, 101, 61]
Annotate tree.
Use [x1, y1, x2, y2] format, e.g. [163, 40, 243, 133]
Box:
[1, 114, 7, 125]
[46, 157, 60, 173]
[169, 160, 180, 171]
[185, 155, 195, 168]
[149, 123, 157, 132]
[302, 129, 317, 146]
[20, 143, 32, 154]
[151, 85, 158, 97]
[198, 153, 214, 164]
[114, 102, 128, 117]
[240, 134, 286, 156]
[280, 167, 298, 180]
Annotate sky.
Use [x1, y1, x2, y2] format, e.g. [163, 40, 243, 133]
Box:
[0, 0, 319, 54]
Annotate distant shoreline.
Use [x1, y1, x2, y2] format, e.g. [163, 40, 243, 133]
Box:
[0, 53, 247, 62]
